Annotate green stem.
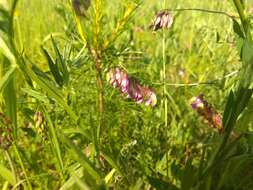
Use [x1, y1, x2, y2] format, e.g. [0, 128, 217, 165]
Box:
[95, 56, 104, 164]
[5, 150, 17, 184]
[163, 0, 169, 177]
[13, 144, 32, 190]
[199, 0, 252, 183]
[233, 0, 247, 34]
[165, 8, 236, 19]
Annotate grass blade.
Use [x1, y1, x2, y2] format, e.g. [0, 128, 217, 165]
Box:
[0, 37, 16, 65]
[42, 47, 63, 87]
[0, 65, 17, 92]
[43, 108, 64, 172]
[20, 58, 78, 122]
[0, 164, 15, 186]
[61, 133, 101, 182]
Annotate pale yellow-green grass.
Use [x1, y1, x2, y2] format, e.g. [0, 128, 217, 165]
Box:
[15, 0, 66, 62]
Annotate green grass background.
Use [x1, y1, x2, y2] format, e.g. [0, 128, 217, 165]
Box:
[1, 0, 253, 189]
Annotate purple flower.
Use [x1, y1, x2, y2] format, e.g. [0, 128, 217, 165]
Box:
[149, 11, 173, 31]
[106, 67, 157, 107]
[190, 95, 223, 133]
[190, 95, 204, 109]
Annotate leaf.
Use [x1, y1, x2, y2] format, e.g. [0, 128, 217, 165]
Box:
[104, 168, 116, 184]
[0, 65, 17, 92]
[31, 64, 52, 81]
[181, 158, 197, 190]
[21, 88, 49, 104]
[222, 90, 235, 127]
[0, 164, 16, 186]
[102, 152, 122, 177]
[60, 133, 101, 182]
[59, 166, 83, 190]
[0, 7, 9, 18]
[73, 174, 91, 190]
[241, 39, 253, 64]
[232, 19, 244, 38]
[3, 76, 17, 135]
[43, 109, 64, 172]
[0, 36, 16, 65]
[216, 31, 220, 43]
[42, 47, 63, 87]
[0, 20, 9, 33]
[234, 87, 253, 117]
[51, 36, 69, 84]
[0, 7, 9, 34]
[20, 59, 78, 122]
[147, 176, 179, 190]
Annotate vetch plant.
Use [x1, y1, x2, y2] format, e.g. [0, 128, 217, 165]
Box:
[190, 94, 223, 133]
[149, 10, 173, 31]
[1, 0, 253, 189]
[107, 67, 157, 107]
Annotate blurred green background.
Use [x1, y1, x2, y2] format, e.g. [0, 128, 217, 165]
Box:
[1, 0, 253, 189]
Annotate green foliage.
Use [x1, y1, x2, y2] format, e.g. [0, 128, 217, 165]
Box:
[0, 0, 253, 189]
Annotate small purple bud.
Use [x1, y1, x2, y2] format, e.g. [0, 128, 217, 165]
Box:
[190, 96, 204, 109]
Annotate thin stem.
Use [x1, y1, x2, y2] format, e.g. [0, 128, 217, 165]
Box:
[13, 144, 32, 190]
[152, 70, 239, 87]
[163, 0, 169, 178]
[95, 55, 104, 151]
[5, 150, 17, 184]
[164, 8, 236, 20]
[233, 0, 248, 34]
[93, 0, 104, 167]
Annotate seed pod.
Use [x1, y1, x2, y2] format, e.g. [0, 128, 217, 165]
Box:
[149, 11, 173, 31]
[190, 94, 223, 133]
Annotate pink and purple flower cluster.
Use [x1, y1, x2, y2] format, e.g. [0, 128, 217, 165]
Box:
[190, 94, 223, 133]
[107, 67, 157, 107]
[149, 11, 173, 31]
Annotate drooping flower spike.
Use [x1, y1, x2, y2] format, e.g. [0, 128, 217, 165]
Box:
[149, 10, 173, 31]
[107, 67, 157, 107]
[190, 94, 224, 133]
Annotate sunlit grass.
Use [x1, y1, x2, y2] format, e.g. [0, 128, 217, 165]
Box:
[0, 0, 253, 189]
